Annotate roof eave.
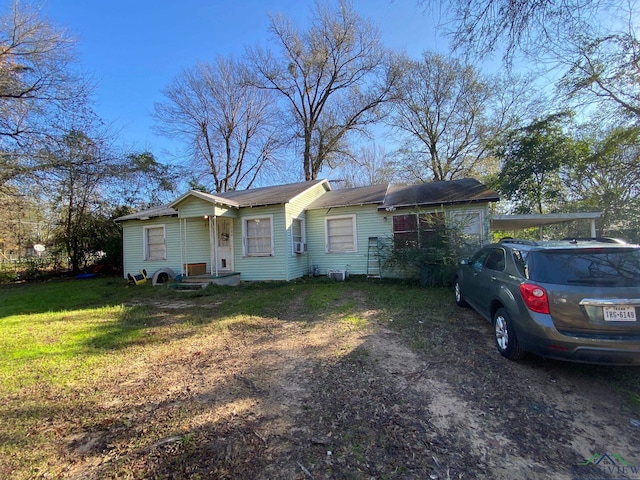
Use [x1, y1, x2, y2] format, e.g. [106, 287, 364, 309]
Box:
[378, 197, 499, 211]
[308, 200, 384, 210]
[114, 211, 178, 222]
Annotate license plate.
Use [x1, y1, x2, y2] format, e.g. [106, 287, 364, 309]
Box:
[603, 306, 637, 322]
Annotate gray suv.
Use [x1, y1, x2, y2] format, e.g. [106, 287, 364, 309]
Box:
[455, 239, 640, 365]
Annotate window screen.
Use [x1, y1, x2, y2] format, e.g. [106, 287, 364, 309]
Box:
[245, 217, 272, 255]
[327, 216, 356, 253]
[145, 226, 165, 260]
[292, 218, 303, 244]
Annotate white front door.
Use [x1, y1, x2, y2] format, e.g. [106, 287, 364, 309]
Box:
[215, 218, 233, 272]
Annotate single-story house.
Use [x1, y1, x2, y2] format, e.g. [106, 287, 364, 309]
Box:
[115, 178, 499, 282]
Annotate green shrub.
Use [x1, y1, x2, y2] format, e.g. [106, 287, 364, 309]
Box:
[382, 223, 471, 287]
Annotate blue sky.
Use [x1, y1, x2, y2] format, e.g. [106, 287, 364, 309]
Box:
[39, 0, 448, 162]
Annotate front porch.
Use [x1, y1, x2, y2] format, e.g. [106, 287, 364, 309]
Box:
[177, 215, 235, 279]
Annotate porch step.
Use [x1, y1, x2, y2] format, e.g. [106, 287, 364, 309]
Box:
[181, 276, 213, 283]
[177, 272, 241, 286]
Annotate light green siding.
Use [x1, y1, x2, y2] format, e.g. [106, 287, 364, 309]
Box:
[175, 196, 237, 218]
[306, 203, 491, 278]
[306, 205, 390, 276]
[120, 183, 492, 282]
[283, 181, 330, 279]
[121, 217, 183, 277]
[181, 218, 212, 272]
[122, 216, 216, 278]
[233, 205, 288, 281]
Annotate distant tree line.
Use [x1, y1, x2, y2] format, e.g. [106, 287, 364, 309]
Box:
[0, 2, 178, 274]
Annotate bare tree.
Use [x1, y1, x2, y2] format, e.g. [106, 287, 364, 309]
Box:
[155, 57, 283, 192]
[247, 0, 399, 181]
[390, 52, 524, 182]
[421, 0, 640, 127]
[0, 1, 89, 187]
[420, 0, 601, 62]
[339, 143, 394, 187]
[558, 27, 640, 121]
[0, 186, 49, 260]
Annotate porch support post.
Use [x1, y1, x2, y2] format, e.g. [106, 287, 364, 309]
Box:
[213, 216, 219, 277]
[590, 219, 597, 237]
[180, 218, 188, 276]
[208, 216, 214, 276]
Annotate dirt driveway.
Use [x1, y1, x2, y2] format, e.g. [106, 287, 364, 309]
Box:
[65, 290, 640, 479]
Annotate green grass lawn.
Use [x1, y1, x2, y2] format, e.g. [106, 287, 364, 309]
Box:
[0, 276, 451, 389]
[0, 275, 454, 478]
[1, 276, 639, 479]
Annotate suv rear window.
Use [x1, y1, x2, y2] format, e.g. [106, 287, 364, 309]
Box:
[529, 248, 640, 286]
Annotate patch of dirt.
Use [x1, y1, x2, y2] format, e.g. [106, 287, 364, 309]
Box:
[60, 295, 640, 479]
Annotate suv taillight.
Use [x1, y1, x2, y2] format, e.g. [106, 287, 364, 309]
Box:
[519, 283, 550, 314]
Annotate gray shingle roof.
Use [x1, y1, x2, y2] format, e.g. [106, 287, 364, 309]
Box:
[114, 204, 178, 222]
[170, 190, 240, 209]
[381, 178, 499, 210]
[115, 178, 497, 222]
[218, 179, 329, 207]
[306, 183, 389, 209]
[115, 179, 329, 221]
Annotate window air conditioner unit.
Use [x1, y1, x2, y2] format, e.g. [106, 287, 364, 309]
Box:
[294, 242, 307, 254]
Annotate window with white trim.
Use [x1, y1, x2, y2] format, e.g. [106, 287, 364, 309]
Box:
[291, 218, 305, 254]
[243, 216, 273, 256]
[144, 225, 166, 260]
[326, 215, 357, 253]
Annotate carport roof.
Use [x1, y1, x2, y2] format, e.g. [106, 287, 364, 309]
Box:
[490, 212, 602, 231]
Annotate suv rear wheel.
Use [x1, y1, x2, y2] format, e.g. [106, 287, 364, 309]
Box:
[493, 308, 525, 360]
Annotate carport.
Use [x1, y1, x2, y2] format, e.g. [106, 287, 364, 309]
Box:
[490, 212, 602, 239]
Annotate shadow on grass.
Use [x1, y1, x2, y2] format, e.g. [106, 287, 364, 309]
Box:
[73, 277, 365, 353]
[0, 277, 145, 318]
[2, 278, 640, 479]
[0, 276, 457, 367]
[17, 324, 443, 479]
